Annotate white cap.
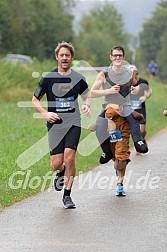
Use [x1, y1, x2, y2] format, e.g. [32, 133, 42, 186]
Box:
[126, 64, 138, 72]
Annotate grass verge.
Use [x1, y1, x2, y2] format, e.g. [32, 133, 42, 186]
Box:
[0, 74, 167, 208]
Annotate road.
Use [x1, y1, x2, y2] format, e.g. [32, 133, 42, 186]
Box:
[1, 128, 167, 252]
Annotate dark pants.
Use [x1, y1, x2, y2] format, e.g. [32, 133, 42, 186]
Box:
[125, 114, 141, 142]
[96, 112, 111, 153]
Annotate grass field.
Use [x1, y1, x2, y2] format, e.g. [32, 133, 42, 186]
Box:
[0, 101, 102, 208]
[0, 62, 167, 208]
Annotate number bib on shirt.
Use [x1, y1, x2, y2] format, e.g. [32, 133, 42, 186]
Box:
[55, 96, 74, 112]
[131, 100, 142, 110]
[109, 129, 122, 142]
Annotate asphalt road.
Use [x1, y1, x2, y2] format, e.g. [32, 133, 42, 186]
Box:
[1, 128, 167, 252]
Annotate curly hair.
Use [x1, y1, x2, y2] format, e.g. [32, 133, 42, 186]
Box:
[55, 41, 75, 57]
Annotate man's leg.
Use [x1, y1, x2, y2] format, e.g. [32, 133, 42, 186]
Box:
[51, 149, 76, 209]
[114, 160, 126, 183]
[61, 126, 81, 208]
[51, 154, 64, 171]
[125, 114, 148, 153]
[140, 123, 146, 141]
[51, 153, 65, 191]
[48, 126, 68, 191]
[113, 121, 130, 196]
[96, 114, 113, 164]
[63, 148, 76, 190]
[114, 160, 127, 196]
[51, 148, 76, 209]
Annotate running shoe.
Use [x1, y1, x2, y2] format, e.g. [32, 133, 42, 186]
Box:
[143, 139, 148, 146]
[99, 152, 113, 164]
[116, 183, 126, 196]
[62, 196, 76, 209]
[54, 166, 65, 191]
[134, 140, 148, 153]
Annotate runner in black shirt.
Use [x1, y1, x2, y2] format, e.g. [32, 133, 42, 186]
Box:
[130, 65, 152, 155]
[32, 42, 90, 209]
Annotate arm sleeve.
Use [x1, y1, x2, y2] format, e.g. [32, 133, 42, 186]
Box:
[34, 77, 47, 99]
[79, 77, 89, 95]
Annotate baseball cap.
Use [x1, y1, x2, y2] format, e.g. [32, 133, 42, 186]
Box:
[126, 64, 138, 72]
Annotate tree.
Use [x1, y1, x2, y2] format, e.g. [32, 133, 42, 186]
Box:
[27, 0, 75, 59]
[157, 28, 167, 79]
[0, 0, 75, 59]
[0, 0, 35, 55]
[75, 2, 130, 66]
[139, 0, 167, 78]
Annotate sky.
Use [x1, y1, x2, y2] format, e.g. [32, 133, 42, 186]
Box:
[73, 0, 161, 35]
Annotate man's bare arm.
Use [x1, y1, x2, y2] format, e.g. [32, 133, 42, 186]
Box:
[32, 95, 60, 123]
[91, 71, 120, 98]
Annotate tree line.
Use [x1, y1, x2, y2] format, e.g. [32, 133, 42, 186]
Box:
[139, 0, 167, 80]
[0, 0, 167, 79]
[0, 0, 132, 65]
[0, 0, 75, 59]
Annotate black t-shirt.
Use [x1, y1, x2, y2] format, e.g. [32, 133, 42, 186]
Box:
[34, 68, 89, 128]
[131, 77, 149, 111]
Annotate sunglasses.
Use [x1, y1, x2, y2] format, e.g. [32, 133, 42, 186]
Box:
[111, 54, 123, 58]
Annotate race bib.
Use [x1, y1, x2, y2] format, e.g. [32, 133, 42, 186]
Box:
[131, 100, 142, 110]
[109, 129, 122, 142]
[55, 96, 74, 112]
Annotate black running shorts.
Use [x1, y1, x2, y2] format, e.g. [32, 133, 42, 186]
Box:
[47, 125, 81, 155]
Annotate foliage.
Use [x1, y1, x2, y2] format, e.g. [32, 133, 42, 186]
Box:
[139, 0, 167, 80]
[0, 57, 55, 101]
[0, 0, 75, 59]
[75, 2, 130, 66]
[156, 28, 167, 80]
[0, 0, 132, 71]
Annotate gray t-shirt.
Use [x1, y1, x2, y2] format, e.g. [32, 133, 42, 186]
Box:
[102, 66, 132, 107]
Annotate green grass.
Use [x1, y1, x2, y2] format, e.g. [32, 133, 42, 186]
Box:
[0, 102, 101, 208]
[143, 77, 167, 137]
[0, 57, 55, 101]
[0, 62, 167, 208]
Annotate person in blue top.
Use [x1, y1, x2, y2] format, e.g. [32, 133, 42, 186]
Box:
[147, 60, 158, 78]
[32, 41, 90, 209]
